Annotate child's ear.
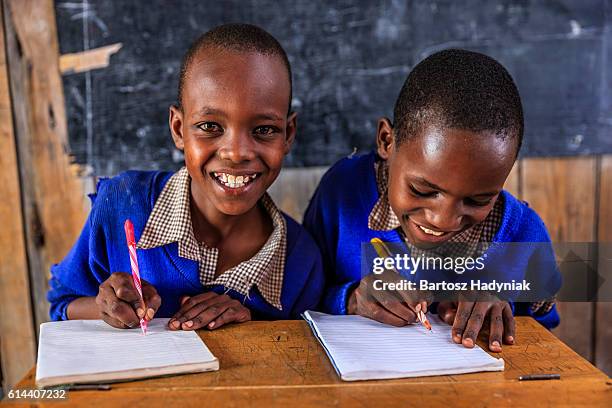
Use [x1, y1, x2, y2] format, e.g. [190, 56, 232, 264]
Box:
[283, 111, 298, 154]
[376, 117, 394, 160]
[169, 105, 185, 150]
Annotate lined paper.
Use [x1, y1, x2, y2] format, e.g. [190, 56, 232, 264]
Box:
[36, 318, 218, 387]
[303, 311, 504, 381]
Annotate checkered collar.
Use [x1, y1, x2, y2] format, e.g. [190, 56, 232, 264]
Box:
[368, 159, 503, 257]
[137, 167, 287, 310]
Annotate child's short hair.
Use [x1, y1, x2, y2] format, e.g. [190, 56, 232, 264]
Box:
[178, 23, 292, 110]
[392, 49, 524, 154]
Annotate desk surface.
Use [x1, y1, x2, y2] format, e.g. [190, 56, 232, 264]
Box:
[6, 317, 611, 407]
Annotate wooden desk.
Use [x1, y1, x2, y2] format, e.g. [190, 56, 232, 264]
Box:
[4, 317, 611, 407]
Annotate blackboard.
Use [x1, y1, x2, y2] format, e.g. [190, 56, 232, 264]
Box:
[55, 0, 612, 175]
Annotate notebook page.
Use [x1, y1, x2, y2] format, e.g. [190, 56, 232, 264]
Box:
[36, 318, 217, 383]
[303, 311, 504, 381]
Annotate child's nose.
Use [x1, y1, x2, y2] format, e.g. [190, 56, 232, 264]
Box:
[424, 203, 463, 232]
[217, 130, 256, 163]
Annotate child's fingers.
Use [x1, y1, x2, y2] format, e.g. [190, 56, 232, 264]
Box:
[460, 302, 489, 348]
[175, 292, 218, 316]
[488, 304, 504, 352]
[171, 294, 228, 329]
[166, 296, 190, 328]
[391, 285, 432, 312]
[169, 292, 219, 328]
[379, 297, 418, 324]
[372, 289, 418, 323]
[101, 311, 132, 329]
[437, 301, 457, 324]
[207, 302, 251, 330]
[98, 285, 140, 328]
[108, 300, 140, 328]
[108, 273, 146, 318]
[452, 301, 474, 344]
[184, 300, 237, 330]
[366, 301, 410, 327]
[142, 284, 162, 321]
[502, 304, 516, 344]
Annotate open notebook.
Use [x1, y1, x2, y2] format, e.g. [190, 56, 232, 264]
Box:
[36, 318, 219, 388]
[303, 311, 504, 381]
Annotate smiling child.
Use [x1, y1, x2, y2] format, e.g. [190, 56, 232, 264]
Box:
[304, 49, 560, 352]
[48, 24, 324, 330]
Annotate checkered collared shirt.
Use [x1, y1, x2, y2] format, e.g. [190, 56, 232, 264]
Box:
[368, 159, 555, 315]
[137, 167, 287, 310]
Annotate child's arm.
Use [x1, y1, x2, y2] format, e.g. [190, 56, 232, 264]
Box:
[516, 239, 561, 329]
[303, 176, 355, 315]
[513, 301, 559, 330]
[47, 212, 102, 321]
[288, 242, 325, 318]
[66, 297, 99, 319]
[48, 187, 161, 327]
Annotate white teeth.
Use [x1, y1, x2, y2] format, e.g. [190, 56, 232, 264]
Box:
[212, 172, 258, 189]
[419, 225, 444, 236]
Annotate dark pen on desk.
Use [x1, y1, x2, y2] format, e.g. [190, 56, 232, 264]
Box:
[518, 374, 560, 381]
[63, 384, 112, 391]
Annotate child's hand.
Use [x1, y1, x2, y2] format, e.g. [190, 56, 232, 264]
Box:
[437, 299, 515, 352]
[347, 271, 430, 326]
[168, 292, 251, 330]
[95, 272, 161, 329]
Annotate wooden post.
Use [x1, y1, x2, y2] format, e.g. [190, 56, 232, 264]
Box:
[0, 0, 36, 392]
[2, 0, 88, 333]
[595, 155, 612, 375]
[522, 157, 598, 361]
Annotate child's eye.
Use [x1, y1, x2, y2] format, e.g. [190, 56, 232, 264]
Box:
[409, 185, 437, 198]
[253, 126, 280, 136]
[197, 122, 223, 132]
[464, 197, 492, 207]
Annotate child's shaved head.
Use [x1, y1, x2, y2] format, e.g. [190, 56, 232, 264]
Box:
[392, 49, 524, 156]
[178, 23, 292, 112]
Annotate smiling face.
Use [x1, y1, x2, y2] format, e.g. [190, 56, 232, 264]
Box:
[169, 49, 295, 217]
[377, 119, 517, 249]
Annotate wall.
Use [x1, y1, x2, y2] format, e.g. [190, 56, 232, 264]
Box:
[54, 0, 612, 175]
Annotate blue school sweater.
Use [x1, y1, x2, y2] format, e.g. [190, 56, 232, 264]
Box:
[303, 152, 561, 329]
[48, 170, 324, 321]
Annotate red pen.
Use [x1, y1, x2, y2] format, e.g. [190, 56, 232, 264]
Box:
[124, 219, 147, 335]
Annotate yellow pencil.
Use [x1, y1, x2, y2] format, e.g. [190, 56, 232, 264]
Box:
[370, 238, 432, 331]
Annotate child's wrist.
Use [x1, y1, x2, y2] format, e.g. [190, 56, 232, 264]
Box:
[66, 296, 100, 320]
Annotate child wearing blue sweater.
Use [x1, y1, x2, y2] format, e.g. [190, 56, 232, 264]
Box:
[304, 49, 561, 352]
[49, 24, 324, 330]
